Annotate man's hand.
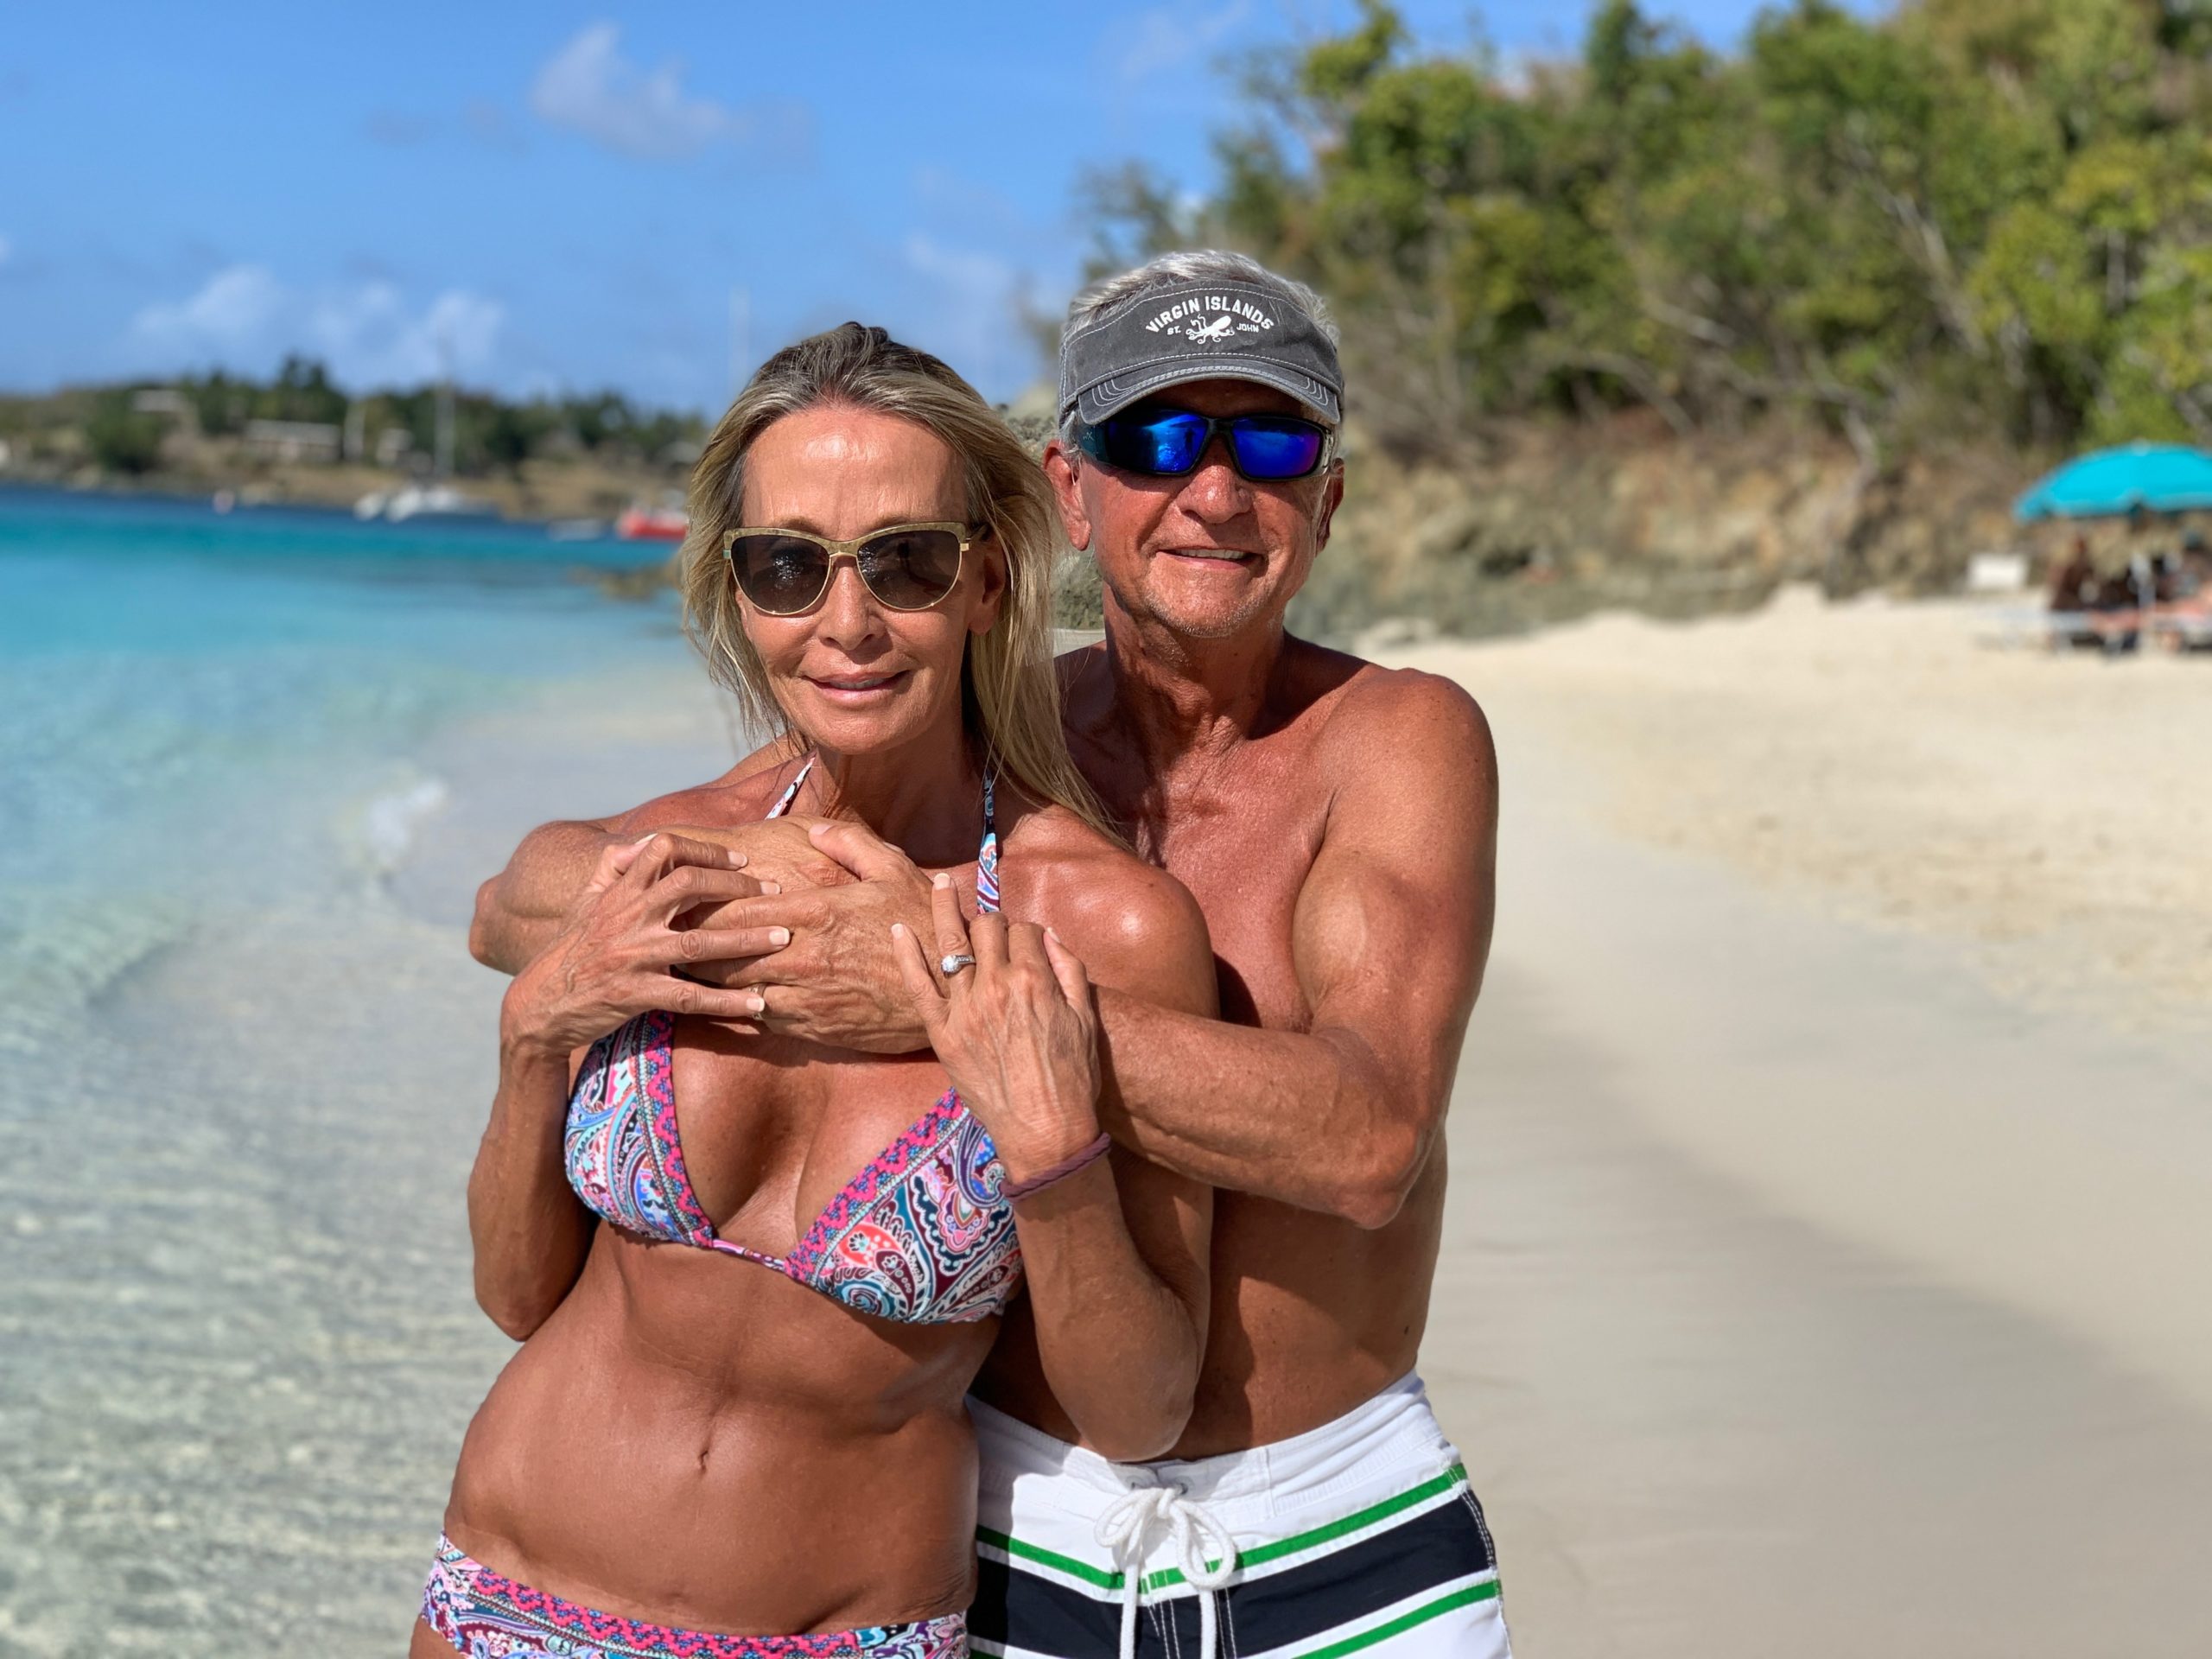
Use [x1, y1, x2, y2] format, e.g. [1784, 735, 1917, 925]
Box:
[656, 818, 855, 905]
[471, 816, 852, 977]
[689, 818, 938, 1054]
[503, 833, 784, 1052]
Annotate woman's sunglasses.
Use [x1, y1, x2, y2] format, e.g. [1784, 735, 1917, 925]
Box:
[721, 520, 982, 616]
[1075, 408, 1333, 481]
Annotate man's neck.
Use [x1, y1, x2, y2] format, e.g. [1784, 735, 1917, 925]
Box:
[1095, 598, 1288, 774]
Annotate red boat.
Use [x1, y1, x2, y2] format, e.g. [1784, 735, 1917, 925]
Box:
[615, 504, 689, 542]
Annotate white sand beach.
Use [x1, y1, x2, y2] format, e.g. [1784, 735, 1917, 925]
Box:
[1392, 594, 2212, 1654]
[9, 593, 2208, 1654]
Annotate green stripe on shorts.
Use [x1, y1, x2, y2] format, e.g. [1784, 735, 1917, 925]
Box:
[976, 1463, 1471, 1594]
[1286, 1580, 1503, 1659]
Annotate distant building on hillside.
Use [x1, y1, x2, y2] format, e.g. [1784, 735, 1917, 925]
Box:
[243, 419, 342, 464]
[131, 389, 195, 423]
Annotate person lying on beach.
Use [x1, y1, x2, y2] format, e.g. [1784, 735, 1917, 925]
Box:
[476, 253, 1510, 1659]
[414, 323, 1217, 1659]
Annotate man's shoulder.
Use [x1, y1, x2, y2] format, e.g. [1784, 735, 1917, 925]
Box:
[601, 744, 794, 835]
[1287, 641, 1494, 785]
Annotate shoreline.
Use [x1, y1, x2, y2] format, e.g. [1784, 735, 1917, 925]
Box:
[0, 650, 748, 1654]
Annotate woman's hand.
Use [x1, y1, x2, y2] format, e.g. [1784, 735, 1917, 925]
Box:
[501, 833, 785, 1055]
[891, 874, 1103, 1185]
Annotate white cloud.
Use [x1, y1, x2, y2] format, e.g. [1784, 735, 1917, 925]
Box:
[306, 282, 505, 385]
[530, 23, 738, 160]
[1116, 0, 1253, 84]
[131, 264, 287, 346]
[904, 235, 1015, 304]
[129, 264, 505, 388]
[900, 234, 1039, 397]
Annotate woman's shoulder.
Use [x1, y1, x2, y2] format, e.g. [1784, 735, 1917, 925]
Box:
[1003, 804, 1214, 1015]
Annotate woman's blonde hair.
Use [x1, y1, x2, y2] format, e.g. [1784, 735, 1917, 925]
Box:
[681, 321, 1107, 836]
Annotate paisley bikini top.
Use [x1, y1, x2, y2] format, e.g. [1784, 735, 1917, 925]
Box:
[563, 757, 1020, 1325]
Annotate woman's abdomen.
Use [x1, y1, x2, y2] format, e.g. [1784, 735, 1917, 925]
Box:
[442, 1231, 993, 1634]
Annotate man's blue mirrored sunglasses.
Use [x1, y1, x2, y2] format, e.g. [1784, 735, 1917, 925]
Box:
[1075, 408, 1333, 481]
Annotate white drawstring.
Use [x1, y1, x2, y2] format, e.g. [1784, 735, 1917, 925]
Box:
[1094, 1480, 1239, 1659]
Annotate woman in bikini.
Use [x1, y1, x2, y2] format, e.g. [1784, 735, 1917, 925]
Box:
[412, 323, 1217, 1658]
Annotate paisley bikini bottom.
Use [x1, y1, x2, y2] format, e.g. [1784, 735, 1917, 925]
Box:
[420, 1534, 969, 1659]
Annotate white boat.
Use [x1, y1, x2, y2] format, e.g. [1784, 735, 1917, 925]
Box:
[356, 483, 503, 523]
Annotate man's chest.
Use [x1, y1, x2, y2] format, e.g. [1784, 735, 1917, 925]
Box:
[1147, 787, 1329, 1033]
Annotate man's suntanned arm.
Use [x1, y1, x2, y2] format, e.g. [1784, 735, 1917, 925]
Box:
[470, 819, 618, 975]
[467, 743, 836, 976]
[1092, 681, 1497, 1228]
[706, 677, 1497, 1224]
[580, 677, 1498, 1221]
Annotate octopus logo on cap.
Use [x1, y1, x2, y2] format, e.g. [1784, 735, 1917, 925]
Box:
[1141, 293, 1280, 344]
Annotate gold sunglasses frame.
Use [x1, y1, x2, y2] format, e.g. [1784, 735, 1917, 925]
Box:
[721, 520, 987, 615]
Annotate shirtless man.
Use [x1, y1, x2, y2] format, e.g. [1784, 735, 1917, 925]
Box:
[473, 252, 1506, 1658]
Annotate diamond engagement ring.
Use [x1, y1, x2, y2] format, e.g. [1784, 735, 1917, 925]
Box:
[939, 952, 976, 976]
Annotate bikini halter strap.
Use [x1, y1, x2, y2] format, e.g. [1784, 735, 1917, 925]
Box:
[765, 753, 1000, 916]
[765, 754, 815, 820]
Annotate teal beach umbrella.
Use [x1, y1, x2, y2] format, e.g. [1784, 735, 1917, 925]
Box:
[2014, 442, 2212, 522]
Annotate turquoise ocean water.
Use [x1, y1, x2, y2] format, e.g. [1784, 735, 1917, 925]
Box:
[2, 485, 709, 1653]
[0, 486, 685, 1053]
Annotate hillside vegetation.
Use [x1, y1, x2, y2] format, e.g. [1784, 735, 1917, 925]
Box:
[0, 357, 702, 521]
[1083, 0, 2212, 631]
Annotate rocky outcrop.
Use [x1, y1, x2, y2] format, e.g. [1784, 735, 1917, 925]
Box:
[1291, 416, 2037, 640]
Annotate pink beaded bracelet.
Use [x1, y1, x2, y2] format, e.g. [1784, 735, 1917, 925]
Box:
[1002, 1131, 1114, 1202]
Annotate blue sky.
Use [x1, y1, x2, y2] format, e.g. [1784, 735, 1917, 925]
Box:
[0, 1, 1876, 411]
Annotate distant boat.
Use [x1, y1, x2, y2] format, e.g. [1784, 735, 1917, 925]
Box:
[615, 502, 690, 542]
[356, 483, 503, 523]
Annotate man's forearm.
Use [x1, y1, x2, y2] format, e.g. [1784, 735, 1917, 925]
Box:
[1093, 989, 1440, 1228]
[469, 821, 616, 976]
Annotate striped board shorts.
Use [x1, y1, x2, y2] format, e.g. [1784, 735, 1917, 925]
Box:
[968, 1374, 1510, 1659]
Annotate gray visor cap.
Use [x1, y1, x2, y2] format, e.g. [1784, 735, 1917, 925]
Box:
[1058, 279, 1343, 429]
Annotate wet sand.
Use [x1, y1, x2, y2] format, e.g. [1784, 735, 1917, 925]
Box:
[1421, 733, 2212, 1655]
[1398, 594, 2212, 1651]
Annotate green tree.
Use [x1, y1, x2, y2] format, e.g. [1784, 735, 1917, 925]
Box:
[1093, 0, 2212, 461]
[85, 391, 165, 474]
[480, 401, 553, 475]
[264, 354, 347, 425]
[564, 391, 635, 452]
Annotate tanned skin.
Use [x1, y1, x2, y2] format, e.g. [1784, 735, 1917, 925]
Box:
[416, 407, 1215, 1654]
[473, 378, 1498, 1459]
